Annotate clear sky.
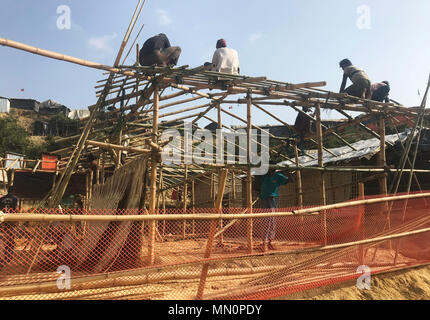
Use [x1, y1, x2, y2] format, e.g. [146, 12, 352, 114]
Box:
[1, 0, 429, 124]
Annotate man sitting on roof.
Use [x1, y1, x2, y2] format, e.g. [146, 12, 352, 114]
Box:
[139, 33, 182, 67]
[339, 59, 372, 99]
[372, 81, 391, 103]
[210, 39, 240, 75]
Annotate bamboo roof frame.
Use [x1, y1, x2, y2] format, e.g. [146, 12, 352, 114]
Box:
[1, 31, 429, 206]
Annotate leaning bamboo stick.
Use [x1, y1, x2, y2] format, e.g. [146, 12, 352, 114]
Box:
[196, 168, 229, 300]
[0, 38, 140, 78]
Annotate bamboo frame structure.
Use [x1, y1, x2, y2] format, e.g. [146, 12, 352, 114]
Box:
[2, 22, 430, 301]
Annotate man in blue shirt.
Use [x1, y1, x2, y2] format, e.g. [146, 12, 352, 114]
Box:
[259, 169, 294, 251]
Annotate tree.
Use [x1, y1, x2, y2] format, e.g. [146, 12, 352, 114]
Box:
[0, 116, 48, 159]
[0, 116, 30, 156]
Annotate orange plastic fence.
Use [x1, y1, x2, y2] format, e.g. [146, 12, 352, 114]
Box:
[0, 192, 429, 300]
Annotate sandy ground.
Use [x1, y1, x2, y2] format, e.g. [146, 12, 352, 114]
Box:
[281, 264, 430, 300]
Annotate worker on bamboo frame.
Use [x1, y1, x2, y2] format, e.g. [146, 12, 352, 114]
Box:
[204, 39, 240, 86]
[294, 107, 314, 154]
[339, 59, 372, 99]
[372, 81, 391, 103]
[139, 33, 181, 67]
[256, 163, 295, 252]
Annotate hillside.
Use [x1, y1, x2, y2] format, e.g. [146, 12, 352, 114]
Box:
[0, 107, 81, 159]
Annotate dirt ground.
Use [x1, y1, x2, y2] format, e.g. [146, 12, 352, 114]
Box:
[282, 264, 430, 300]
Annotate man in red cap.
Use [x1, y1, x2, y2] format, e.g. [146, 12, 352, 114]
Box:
[211, 39, 240, 75]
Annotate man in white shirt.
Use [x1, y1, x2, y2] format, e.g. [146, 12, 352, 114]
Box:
[211, 39, 240, 75]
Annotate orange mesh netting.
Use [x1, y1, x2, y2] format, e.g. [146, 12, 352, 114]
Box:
[0, 192, 430, 300]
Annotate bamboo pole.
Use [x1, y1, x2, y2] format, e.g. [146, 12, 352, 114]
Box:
[378, 116, 388, 197]
[116, 128, 123, 170]
[86, 141, 151, 154]
[246, 93, 254, 253]
[3, 192, 430, 223]
[196, 168, 229, 300]
[217, 102, 224, 245]
[0, 264, 285, 299]
[191, 179, 196, 235]
[294, 145, 304, 208]
[147, 82, 160, 265]
[0, 38, 139, 78]
[183, 165, 188, 239]
[1, 168, 6, 194]
[101, 152, 105, 184]
[89, 169, 94, 208]
[294, 144, 305, 242]
[358, 183, 365, 265]
[315, 104, 327, 245]
[10, 169, 15, 187]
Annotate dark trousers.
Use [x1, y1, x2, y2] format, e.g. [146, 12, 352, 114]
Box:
[140, 47, 182, 67]
[261, 197, 278, 242]
[344, 78, 372, 99]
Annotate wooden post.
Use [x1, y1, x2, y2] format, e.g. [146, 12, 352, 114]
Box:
[232, 171, 236, 202]
[192, 179, 196, 235]
[101, 152, 105, 184]
[183, 165, 188, 239]
[246, 93, 253, 253]
[210, 172, 214, 203]
[2, 168, 7, 194]
[148, 82, 160, 265]
[10, 169, 15, 187]
[315, 104, 327, 245]
[89, 169, 94, 207]
[96, 158, 100, 185]
[136, 43, 140, 104]
[216, 104, 224, 245]
[85, 173, 89, 210]
[378, 114, 392, 251]
[378, 115, 388, 196]
[294, 144, 305, 242]
[196, 168, 229, 300]
[294, 145, 304, 208]
[358, 183, 365, 265]
[161, 172, 167, 236]
[156, 167, 163, 211]
[117, 130, 123, 170]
